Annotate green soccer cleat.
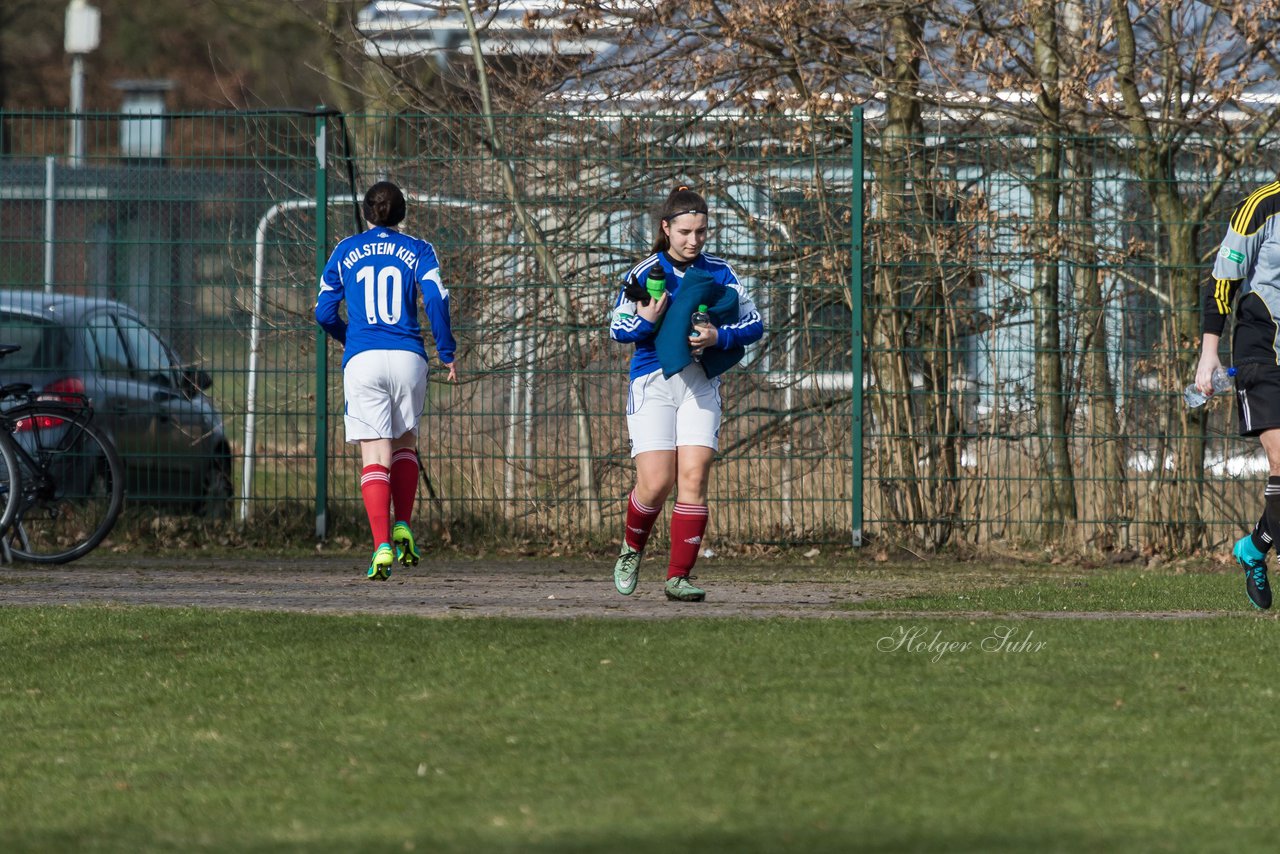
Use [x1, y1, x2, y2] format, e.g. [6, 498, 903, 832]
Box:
[614, 543, 642, 596]
[393, 521, 420, 567]
[367, 543, 394, 581]
[664, 575, 706, 602]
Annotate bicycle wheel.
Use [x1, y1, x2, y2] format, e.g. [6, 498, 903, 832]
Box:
[6, 406, 124, 564]
[0, 431, 22, 538]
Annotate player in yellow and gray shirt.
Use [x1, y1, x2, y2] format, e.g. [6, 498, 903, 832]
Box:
[1196, 180, 1280, 609]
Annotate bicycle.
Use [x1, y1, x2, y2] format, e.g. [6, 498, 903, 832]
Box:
[0, 343, 125, 564]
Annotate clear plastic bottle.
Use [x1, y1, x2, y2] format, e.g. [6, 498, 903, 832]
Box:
[1184, 366, 1236, 408]
[690, 304, 710, 363]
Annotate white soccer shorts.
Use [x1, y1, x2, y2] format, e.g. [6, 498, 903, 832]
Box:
[626, 365, 722, 456]
[342, 349, 429, 443]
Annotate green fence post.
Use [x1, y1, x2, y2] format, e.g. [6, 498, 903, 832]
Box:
[314, 108, 330, 540]
[851, 108, 864, 548]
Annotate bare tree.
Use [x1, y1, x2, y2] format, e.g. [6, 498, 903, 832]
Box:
[1062, 0, 1125, 549]
[919, 0, 1280, 550]
[1026, 0, 1077, 537]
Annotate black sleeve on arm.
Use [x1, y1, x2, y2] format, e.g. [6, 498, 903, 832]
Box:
[1202, 277, 1239, 336]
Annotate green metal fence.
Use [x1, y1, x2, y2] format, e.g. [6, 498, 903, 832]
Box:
[0, 110, 321, 529]
[0, 109, 1262, 553]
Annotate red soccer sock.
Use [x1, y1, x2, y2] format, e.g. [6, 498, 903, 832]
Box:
[390, 449, 419, 525]
[667, 502, 709, 579]
[360, 463, 392, 547]
[623, 490, 661, 552]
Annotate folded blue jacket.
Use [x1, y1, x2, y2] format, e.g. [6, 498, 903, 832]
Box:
[654, 266, 744, 379]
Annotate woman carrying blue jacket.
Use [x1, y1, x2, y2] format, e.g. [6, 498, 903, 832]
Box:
[608, 185, 764, 601]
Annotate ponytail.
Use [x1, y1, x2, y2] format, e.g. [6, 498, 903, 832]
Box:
[651, 185, 708, 253]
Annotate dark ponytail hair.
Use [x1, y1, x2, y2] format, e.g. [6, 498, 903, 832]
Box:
[651, 185, 708, 253]
[363, 181, 406, 228]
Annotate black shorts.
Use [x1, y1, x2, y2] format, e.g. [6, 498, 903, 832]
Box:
[1234, 362, 1280, 436]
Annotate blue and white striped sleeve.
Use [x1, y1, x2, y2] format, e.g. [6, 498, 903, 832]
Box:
[609, 286, 655, 343]
[712, 263, 763, 350]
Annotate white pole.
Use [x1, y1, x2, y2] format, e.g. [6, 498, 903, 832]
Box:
[242, 197, 323, 524]
[504, 289, 524, 511]
[242, 201, 286, 523]
[65, 0, 99, 167]
[783, 275, 797, 530]
[757, 215, 795, 530]
[523, 326, 535, 470]
[69, 54, 85, 167]
[504, 243, 533, 512]
[43, 157, 56, 295]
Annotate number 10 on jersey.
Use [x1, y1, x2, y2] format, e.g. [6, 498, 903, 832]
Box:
[356, 265, 404, 325]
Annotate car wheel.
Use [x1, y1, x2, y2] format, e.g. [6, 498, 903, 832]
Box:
[197, 459, 233, 519]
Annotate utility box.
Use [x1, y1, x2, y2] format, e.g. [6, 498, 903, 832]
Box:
[113, 80, 174, 161]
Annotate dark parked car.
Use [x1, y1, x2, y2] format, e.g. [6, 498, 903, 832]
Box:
[0, 291, 232, 516]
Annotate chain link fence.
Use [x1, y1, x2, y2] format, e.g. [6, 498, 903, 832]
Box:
[0, 109, 1263, 554]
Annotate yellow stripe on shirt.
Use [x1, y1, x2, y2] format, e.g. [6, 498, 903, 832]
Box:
[1233, 182, 1280, 235]
[1215, 278, 1232, 315]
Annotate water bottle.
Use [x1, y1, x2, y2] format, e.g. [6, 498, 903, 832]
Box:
[1184, 366, 1236, 408]
[690, 304, 710, 363]
[644, 266, 666, 303]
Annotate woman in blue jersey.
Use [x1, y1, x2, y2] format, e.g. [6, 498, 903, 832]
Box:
[315, 182, 457, 581]
[608, 185, 764, 601]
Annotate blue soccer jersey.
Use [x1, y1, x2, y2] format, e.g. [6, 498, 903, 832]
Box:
[609, 252, 763, 381]
[315, 227, 456, 368]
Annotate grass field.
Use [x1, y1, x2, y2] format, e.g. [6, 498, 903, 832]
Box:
[848, 565, 1241, 612]
[0, 566, 1271, 853]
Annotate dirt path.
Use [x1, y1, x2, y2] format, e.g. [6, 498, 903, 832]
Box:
[0, 555, 864, 619]
[0, 554, 1240, 620]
